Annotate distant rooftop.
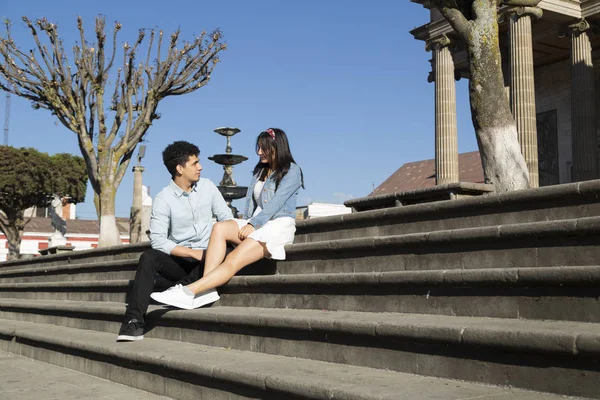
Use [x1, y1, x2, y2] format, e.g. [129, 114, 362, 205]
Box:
[21, 217, 131, 235]
[370, 151, 484, 196]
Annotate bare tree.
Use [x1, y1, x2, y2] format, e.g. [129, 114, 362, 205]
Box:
[426, 0, 530, 191]
[0, 16, 226, 246]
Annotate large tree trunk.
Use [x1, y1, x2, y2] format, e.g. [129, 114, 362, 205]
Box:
[1, 211, 25, 260]
[467, 1, 530, 192]
[96, 179, 121, 247]
[434, 0, 530, 192]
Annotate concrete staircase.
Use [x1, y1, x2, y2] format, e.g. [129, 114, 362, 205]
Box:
[1, 181, 600, 399]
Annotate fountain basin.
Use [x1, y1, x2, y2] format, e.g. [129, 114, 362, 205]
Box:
[214, 127, 241, 137]
[209, 154, 249, 165]
[217, 186, 248, 200]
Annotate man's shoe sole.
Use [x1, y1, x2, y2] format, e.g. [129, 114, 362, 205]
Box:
[116, 335, 144, 342]
[150, 290, 220, 310]
[150, 292, 195, 310]
[192, 291, 220, 309]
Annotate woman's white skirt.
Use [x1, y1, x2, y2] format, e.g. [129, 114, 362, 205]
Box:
[235, 217, 296, 260]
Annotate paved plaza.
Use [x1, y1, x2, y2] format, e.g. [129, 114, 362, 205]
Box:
[0, 352, 168, 400]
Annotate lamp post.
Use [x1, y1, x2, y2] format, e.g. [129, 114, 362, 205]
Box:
[130, 145, 146, 244]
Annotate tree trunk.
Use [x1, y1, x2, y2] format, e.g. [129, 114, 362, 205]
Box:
[96, 180, 122, 247]
[467, 1, 530, 192]
[3, 212, 25, 260]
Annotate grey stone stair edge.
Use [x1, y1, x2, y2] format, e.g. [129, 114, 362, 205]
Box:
[227, 265, 600, 287]
[287, 216, 600, 255]
[0, 280, 131, 290]
[2, 265, 600, 290]
[0, 242, 149, 270]
[340, 179, 600, 213]
[343, 182, 496, 210]
[0, 258, 139, 278]
[2, 215, 597, 273]
[328, 179, 600, 227]
[1, 299, 599, 358]
[1, 319, 577, 400]
[1, 265, 599, 290]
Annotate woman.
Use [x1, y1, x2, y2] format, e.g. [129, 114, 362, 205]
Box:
[151, 128, 304, 309]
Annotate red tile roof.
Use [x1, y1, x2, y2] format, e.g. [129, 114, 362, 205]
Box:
[370, 151, 484, 196]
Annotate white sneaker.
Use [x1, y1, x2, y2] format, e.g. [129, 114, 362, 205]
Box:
[192, 288, 220, 308]
[150, 285, 220, 310]
[150, 284, 194, 310]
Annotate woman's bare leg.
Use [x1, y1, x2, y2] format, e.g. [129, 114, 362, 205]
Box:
[188, 238, 267, 295]
[203, 220, 242, 277]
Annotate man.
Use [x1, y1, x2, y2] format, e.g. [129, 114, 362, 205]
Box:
[117, 141, 233, 341]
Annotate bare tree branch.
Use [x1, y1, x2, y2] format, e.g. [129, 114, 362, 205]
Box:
[429, 0, 472, 41]
[0, 15, 227, 246]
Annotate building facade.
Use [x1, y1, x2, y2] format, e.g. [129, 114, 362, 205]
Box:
[0, 217, 131, 262]
[0, 199, 132, 262]
[411, 0, 600, 187]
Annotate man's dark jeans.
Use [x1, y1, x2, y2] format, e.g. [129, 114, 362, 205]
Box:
[125, 248, 203, 323]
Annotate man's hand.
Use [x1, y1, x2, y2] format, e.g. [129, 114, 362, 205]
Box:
[170, 246, 204, 261]
[238, 224, 256, 240]
[188, 249, 205, 262]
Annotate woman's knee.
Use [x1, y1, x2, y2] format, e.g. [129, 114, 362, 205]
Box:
[211, 220, 238, 240]
[224, 239, 266, 267]
[211, 221, 229, 237]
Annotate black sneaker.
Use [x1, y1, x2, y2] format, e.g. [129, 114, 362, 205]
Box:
[116, 319, 144, 342]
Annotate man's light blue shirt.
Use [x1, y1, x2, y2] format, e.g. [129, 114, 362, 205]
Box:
[149, 178, 233, 254]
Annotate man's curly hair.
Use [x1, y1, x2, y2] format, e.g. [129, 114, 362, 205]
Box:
[162, 141, 200, 178]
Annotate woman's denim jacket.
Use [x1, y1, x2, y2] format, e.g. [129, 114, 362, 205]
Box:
[243, 163, 302, 229]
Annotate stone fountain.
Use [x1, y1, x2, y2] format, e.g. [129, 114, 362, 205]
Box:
[208, 127, 248, 217]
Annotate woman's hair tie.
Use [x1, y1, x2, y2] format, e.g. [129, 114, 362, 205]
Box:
[265, 128, 275, 140]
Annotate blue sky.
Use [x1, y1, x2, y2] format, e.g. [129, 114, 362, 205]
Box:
[0, 0, 477, 219]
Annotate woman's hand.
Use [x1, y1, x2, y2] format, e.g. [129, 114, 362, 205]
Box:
[238, 224, 256, 240]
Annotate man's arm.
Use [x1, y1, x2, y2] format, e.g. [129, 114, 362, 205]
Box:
[210, 181, 234, 221]
[170, 246, 204, 261]
[150, 195, 204, 260]
[149, 195, 178, 255]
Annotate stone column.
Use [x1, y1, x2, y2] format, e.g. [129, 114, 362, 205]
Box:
[570, 19, 597, 181]
[130, 165, 145, 244]
[427, 35, 459, 185]
[507, 6, 543, 187]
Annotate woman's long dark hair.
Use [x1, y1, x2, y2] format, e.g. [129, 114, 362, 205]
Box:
[253, 128, 304, 190]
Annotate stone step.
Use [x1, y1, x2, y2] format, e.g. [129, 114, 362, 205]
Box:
[0, 265, 598, 321]
[296, 180, 600, 243]
[0, 242, 147, 271]
[0, 249, 273, 284]
[0, 298, 598, 397]
[0, 258, 139, 283]
[220, 265, 600, 322]
[285, 217, 600, 273]
[343, 182, 496, 211]
[0, 318, 589, 399]
[2, 217, 600, 285]
[2, 181, 599, 275]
